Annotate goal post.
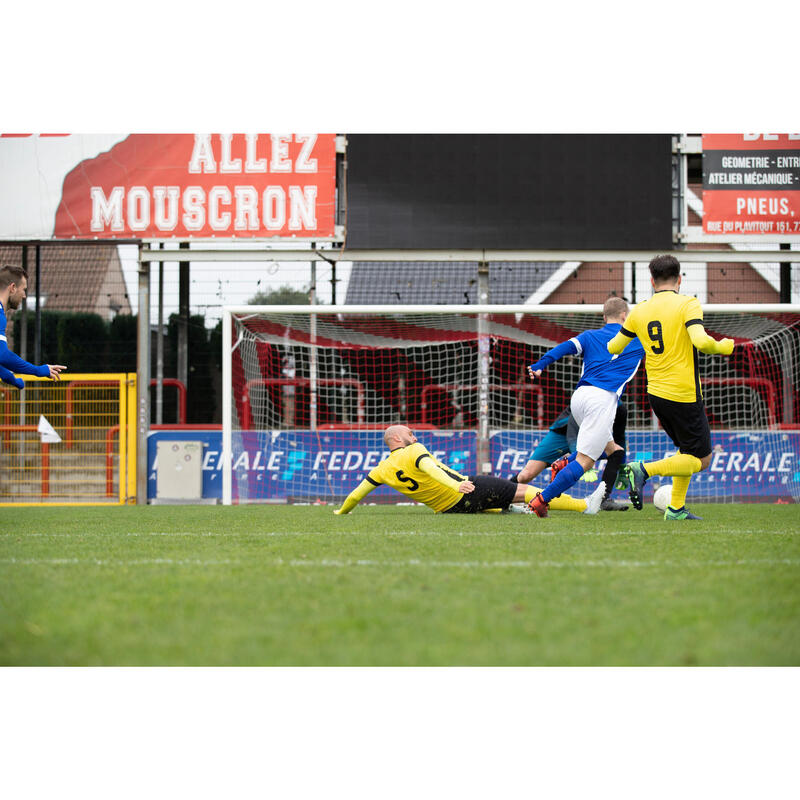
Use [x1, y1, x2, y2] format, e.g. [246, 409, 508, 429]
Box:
[221, 304, 800, 506]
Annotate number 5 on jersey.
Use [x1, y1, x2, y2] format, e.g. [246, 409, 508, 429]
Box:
[395, 470, 419, 491]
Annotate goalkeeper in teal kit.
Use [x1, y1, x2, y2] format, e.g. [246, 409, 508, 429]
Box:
[0, 265, 66, 386]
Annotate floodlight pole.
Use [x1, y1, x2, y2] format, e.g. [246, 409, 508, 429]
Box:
[309, 261, 318, 432]
[177, 242, 190, 392]
[136, 251, 151, 504]
[156, 243, 164, 425]
[34, 244, 41, 364]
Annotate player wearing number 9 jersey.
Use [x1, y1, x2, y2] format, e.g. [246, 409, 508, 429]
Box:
[333, 425, 591, 516]
[607, 254, 735, 520]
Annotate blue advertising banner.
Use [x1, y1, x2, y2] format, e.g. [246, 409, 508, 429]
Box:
[148, 429, 477, 501]
[229, 429, 477, 502]
[148, 428, 799, 502]
[490, 430, 800, 502]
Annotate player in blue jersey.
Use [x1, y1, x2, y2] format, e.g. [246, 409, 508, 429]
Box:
[513, 403, 631, 511]
[0, 265, 67, 385]
[525, 297, 645, 517]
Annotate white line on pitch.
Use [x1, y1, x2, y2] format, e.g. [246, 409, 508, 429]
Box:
[0, 557, 239, 565]
[1, 557, 798, 568]
[4, 529, 799, 538]
[278, 558, 800, 568]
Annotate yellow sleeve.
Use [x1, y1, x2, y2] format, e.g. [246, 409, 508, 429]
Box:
[334, 478, 377, 515]
[607, 329, 634, 355]
[687, 324, 734, 355]
[434, 457, 467, 482]
[417, 456, 465, 491]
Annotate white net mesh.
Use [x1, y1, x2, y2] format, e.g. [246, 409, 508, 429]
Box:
[225, 306, 800, 505]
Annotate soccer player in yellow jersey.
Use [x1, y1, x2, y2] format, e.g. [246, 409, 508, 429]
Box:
[607, 254, 735, 520]
[333, 425, 601, 516]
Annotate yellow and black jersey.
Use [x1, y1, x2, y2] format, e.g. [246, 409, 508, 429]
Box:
[614, 290, 705, 403]
[365, 442, 467, 513]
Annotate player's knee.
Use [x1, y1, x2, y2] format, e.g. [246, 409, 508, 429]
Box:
[517, 461, 542, 483]
[698, 454, 712, 471]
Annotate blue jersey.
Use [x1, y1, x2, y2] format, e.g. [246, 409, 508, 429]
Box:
[0, 301, 48, 380]
[530, 322, 644, 396]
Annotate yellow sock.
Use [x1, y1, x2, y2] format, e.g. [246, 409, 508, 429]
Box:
[668, 475, 692, 509]
[645, 453, 702, 477]
[549, 492, 587, 513]
[525, 485, 586, 513]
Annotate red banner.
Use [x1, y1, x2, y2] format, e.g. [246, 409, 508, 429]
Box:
[52, 134, 336, 240]
[702, 134, 800, 235]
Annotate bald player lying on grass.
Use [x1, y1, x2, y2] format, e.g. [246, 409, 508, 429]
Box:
[333, 425, 603, 517]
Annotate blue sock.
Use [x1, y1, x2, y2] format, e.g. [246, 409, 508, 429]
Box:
[566, 452, 578, 464]
[541, 459, 585, 502]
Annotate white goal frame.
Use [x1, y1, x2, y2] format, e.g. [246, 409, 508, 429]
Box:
[221, 303, 800, 505]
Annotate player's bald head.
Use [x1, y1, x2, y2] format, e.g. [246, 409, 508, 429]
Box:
[384, 425, 415, 448]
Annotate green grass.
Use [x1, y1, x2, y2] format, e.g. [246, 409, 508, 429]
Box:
[1, 503, 798, 665]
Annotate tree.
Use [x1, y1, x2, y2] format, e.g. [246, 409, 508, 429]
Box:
[248, 285, 310, 305]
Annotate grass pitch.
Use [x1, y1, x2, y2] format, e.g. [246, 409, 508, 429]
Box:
[1, 503, 798, 666]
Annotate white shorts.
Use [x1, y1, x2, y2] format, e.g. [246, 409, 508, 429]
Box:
[570, 384, 617, 461]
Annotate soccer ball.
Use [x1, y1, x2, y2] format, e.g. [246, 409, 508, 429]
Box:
[653, 484, 672, 512]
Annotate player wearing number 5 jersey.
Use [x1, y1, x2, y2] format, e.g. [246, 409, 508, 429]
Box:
[607, 254, 735, 520]
[333, 425, 594, 516]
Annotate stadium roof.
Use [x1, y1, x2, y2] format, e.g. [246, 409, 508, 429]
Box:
[344, 261, 566, 305]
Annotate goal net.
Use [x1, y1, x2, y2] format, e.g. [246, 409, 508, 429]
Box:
[222, 305, 800, 506]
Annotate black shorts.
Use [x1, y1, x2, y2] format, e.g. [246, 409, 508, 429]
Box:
[648, 394, 711, 459]
[612, 402, 628, 450]
[443, 475, 517, 514]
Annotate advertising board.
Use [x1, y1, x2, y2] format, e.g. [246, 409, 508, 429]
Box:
[702, 134, 800, 236]
[0, 133, 336, 240]
[148, 429, 800, 503]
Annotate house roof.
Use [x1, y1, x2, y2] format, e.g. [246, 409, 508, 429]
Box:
[0, 243, 131, 319]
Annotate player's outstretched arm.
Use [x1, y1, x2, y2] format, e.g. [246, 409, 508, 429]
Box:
[0, 364, 24, 389]
[333, 479, 377, 515]
[527, 339, 579, 379]
[686, 324, 734, 356]
[0, 340, 66, 380]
